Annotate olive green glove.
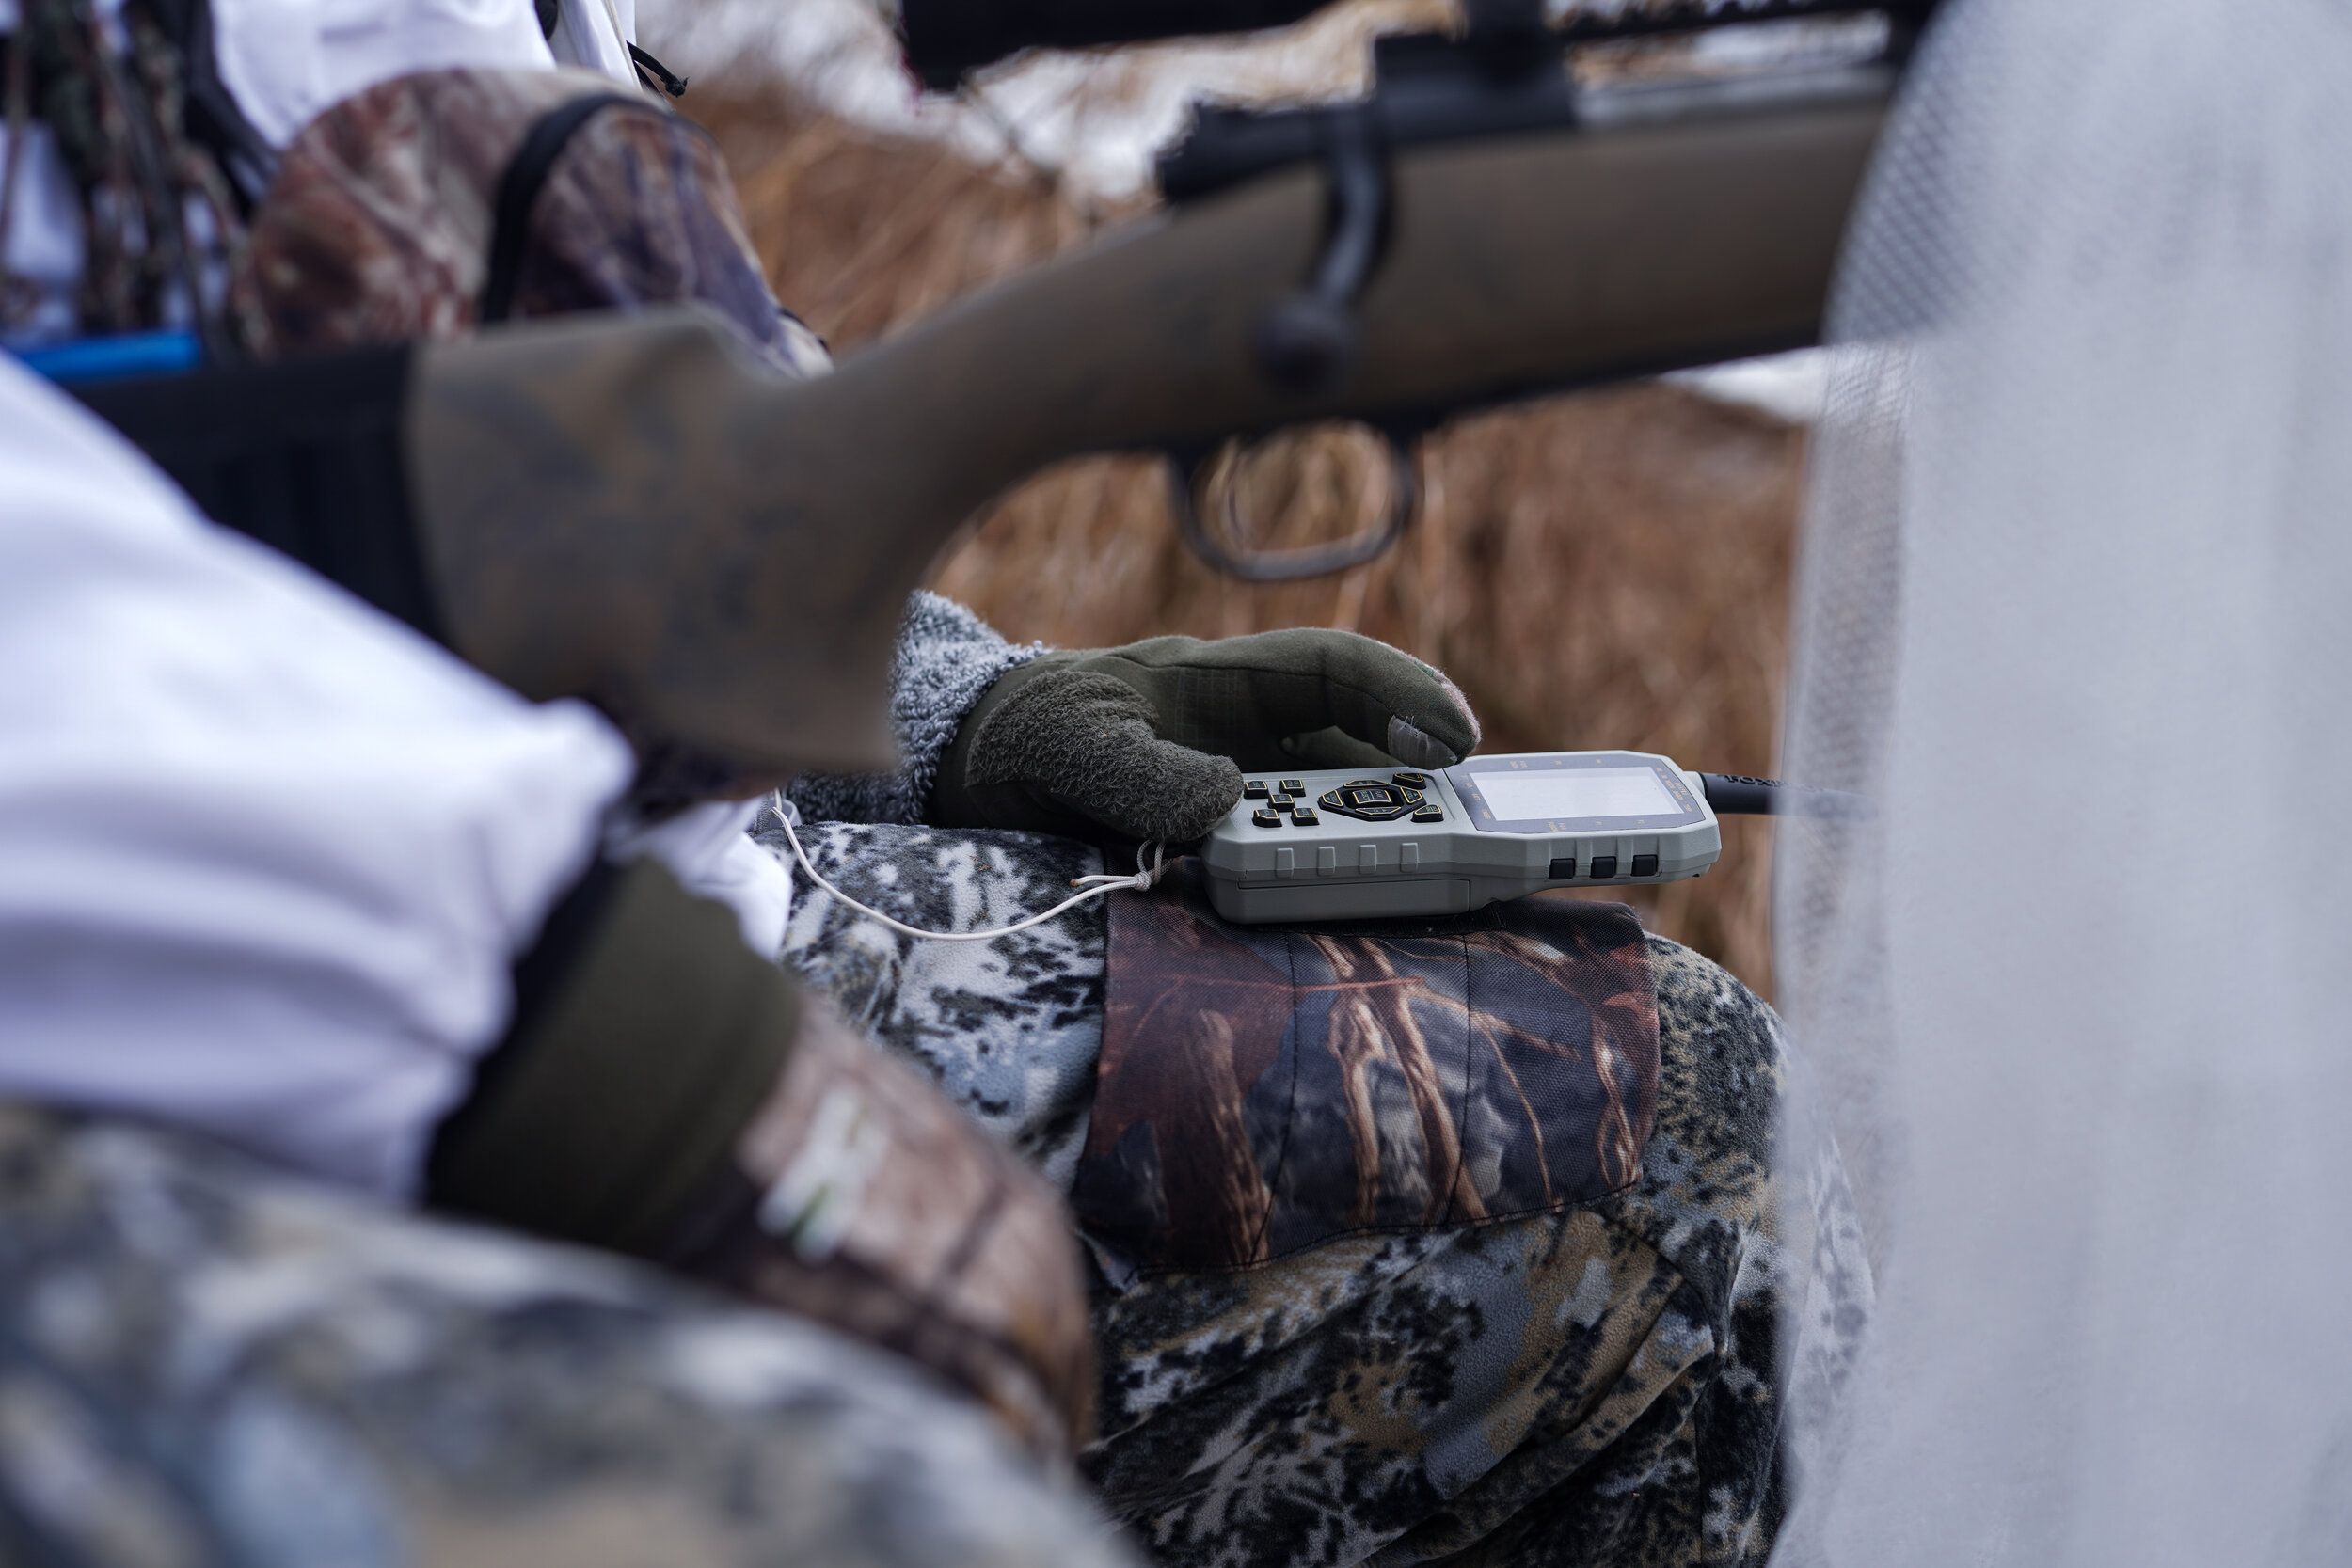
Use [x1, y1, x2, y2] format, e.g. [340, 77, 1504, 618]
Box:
[929, 629, 1481, 843]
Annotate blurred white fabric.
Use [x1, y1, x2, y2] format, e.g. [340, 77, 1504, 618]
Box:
[608, 798, 795, 958]
[211, 0, 559, 148]
[1774, 0, 2352, 1562]
[548, 0, 640, 80]
[0, 357, 636, 1197]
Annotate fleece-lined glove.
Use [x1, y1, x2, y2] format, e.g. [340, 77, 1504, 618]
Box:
[929, 629, 1480, 844]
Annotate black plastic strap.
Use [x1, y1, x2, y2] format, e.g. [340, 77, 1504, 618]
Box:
[70, 344, 445, 642]
[627, 42, 690, 98]
[480, 91, 644, 326]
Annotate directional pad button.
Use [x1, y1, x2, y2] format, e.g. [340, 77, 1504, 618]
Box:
[1317, 778, 1420, 822]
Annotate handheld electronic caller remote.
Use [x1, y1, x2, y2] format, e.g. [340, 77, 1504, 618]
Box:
[1200, 751, 1724, 924]
[775, 752, 1858, 942]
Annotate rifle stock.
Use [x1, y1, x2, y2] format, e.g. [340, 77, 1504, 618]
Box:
[410, 59, 1889, 783]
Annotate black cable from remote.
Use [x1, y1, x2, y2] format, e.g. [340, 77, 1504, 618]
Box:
[1697, 773, 1873, 819]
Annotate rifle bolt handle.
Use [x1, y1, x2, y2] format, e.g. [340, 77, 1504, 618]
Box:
[1254, 293, 1359, 394]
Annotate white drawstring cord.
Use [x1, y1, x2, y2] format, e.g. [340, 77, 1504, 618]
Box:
[767, 796, 1168, 942]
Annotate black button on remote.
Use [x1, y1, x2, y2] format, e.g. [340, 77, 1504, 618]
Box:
[1630, 853, 1660, 877]
[1412, 809, 1444, 823]
[1271, 799, 1295, 814]
[1589, 855, 1618, 879]
[1279, 778, 1304, 794]
[1392, 771, 1428, 787]
[1549, 856, 1577, 879]
[1244, 780, 1269, 799]
[1252, 809, 1281, 828]
[1322, 780, 1416, 822]
[1291, 809, 1320, 826]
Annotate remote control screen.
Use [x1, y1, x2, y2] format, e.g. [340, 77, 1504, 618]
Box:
[1473, 765, 1678, 822]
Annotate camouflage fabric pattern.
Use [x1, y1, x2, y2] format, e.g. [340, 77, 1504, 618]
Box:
[764, 816, 1108, 1189]
[656, 993, 1095, 1457]
[238, 67, 826, 376]
[1074, 868, 1657, 1274]
[1086, 936, 1871, 1568]
[765, 822, 1871, 1567]
[0, 1104, 1133, 1568]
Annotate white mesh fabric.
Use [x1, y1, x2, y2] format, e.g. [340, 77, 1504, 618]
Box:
[1773, 1, 2352, 1562]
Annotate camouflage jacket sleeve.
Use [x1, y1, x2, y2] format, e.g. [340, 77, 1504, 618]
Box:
[784, 593, 1044, 825]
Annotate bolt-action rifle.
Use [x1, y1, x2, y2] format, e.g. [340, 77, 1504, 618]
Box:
[78, 0, 1938, 785]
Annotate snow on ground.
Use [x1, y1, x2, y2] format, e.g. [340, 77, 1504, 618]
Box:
[638, 0, 1831, 422]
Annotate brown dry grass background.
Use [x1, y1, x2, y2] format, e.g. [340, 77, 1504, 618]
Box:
[688, 84, 1805, 993]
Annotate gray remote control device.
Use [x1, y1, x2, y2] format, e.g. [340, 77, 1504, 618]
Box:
[1200, 751, 1722, 924]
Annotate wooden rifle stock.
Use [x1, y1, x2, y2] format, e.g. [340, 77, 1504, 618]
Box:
[409, 59, 1890, 782]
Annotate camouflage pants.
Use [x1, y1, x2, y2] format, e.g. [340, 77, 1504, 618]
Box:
[771, 822, 1872, 1568]
[0, 825, 1863, 1567]
[0, 1105, 1132, 1568]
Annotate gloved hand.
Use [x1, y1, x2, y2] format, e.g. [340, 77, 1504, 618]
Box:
[929, 629, 1481, 843]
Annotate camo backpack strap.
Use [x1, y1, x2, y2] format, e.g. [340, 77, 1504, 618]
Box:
[1073, 865, 1660, 1276]
[235, 66, 826, 375]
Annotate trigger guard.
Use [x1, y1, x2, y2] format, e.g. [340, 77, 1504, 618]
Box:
[1165, 433, 1419, 583]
